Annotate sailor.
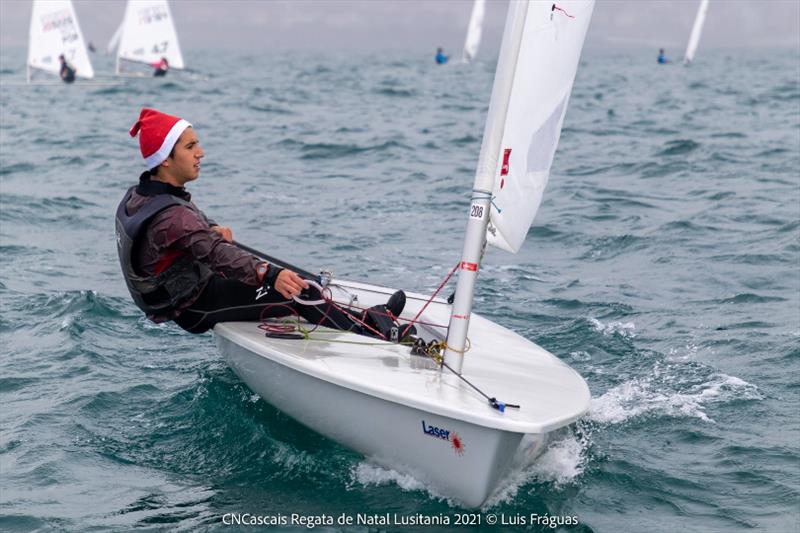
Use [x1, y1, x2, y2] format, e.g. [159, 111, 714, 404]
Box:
[435, 47, 449, 65]
[58, 54, 76, 83]
[153, 57, 169, 77]
[657, 48, 671, 64]
[116, 108, 406, 335]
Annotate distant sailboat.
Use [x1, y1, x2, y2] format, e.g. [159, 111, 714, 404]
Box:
[683, 0, 709, 65]
[27, 0, 94, 82]
[462, 0, 486, 63]
[112, 0, 185, 75]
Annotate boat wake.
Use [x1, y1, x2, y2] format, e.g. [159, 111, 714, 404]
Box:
[484, 431, 589, 508]
[350, 462, 448, 501]
[350, 429, 591, 509]
[588, 316, 636, 338]
[589, 364, 762, 425]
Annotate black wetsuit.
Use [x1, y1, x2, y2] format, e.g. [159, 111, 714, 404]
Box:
[60, 64, 76, 83]
[117, 176, 363, 334]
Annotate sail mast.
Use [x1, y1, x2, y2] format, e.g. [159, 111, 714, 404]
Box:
[444, 0, 595, 375]
[444, 1, 530, 373]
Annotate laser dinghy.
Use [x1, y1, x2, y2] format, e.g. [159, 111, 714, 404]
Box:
[215, 0, 596, 507]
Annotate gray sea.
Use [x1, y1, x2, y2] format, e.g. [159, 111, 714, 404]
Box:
[1, 47, 799, 532]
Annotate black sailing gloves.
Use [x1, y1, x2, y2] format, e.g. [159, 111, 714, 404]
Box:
[260, 263, 284, 295]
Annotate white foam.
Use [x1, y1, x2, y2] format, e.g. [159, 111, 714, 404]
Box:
[589, 370, 762, 425]
[483, 433, 588, 508]
[349, 462, 453, 504]
[589, 317, 636, 338]
[667, 342, 700, 361]
[350, 431, 590, 509]
[569, 350, 592, 361]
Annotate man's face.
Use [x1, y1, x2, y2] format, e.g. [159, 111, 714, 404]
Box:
[164, 127, 204, 185]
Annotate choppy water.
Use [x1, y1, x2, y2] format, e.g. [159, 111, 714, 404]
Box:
[1, 47, 799, 532]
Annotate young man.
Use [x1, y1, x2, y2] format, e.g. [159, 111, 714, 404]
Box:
[116, 108, 405, 334]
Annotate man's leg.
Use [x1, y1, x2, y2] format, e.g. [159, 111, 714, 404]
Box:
[174, 276, 362, 334]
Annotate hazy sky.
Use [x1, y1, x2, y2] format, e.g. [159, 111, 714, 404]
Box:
[1, 0, 798, 53]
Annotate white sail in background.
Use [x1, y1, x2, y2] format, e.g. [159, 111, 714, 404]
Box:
[117, 0, 185, 71]
[462, 0, 486, 63]
[684, 0, 709, 65]
[485, 0, 594, 253]
[107, 22, 123, 54]
[27, 0, 94, 80]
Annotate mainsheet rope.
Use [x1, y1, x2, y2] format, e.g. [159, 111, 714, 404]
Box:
[257, 262, 520, 412]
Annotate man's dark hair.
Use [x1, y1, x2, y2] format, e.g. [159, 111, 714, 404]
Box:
[148, 146, 176, 176]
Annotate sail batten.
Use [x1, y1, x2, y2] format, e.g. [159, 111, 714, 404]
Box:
[27, 0, 94, 80]
[116, 0, 185, 71]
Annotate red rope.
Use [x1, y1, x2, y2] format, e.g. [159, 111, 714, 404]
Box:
[552, 4, 574, 18]
[258, 262, 461, 340]
[407, 262, 460, 327]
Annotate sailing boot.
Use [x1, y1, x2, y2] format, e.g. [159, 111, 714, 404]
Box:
[361, 290, 408, 341]
[386, 290, 417, 341]
[386, 290, 406, 319]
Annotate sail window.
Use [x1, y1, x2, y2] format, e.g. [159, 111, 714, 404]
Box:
[526, 95, 567, 173]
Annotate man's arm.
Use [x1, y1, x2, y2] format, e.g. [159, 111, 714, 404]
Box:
[150, 206, 261, 285]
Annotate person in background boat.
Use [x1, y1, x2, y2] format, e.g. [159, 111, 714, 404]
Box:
[87, 41, 96, 53]
[116, 108, 407, 335]
[152, 57, 169, 77]
[435, 47, 449, 65]
[657, 48, 671, 64]
[58, 54, 76, 83]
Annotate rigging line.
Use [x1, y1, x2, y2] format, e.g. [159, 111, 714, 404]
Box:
[406, 262, 460, 327]
[440, 359, 520, 413]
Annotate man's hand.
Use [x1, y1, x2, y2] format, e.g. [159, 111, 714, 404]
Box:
[211, 225, 233, 242]
[275, 269, 309, 300]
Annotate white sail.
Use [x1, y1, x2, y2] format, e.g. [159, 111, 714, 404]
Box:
[27, 0, 94, 80]
[461, 0, 486, 63]
[485, 0, 594, 253]
[444, 0, 594, 371]
[683, 0, 709, 65]
[117, 0, 185, 70]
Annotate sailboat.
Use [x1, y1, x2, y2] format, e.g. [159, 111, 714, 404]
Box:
[461, 0, 486, 63]
[683, 0, 709, 65]
[111, 0, 185, 75]
[214, 0, 595, 508]
[27, 0, 94, 83]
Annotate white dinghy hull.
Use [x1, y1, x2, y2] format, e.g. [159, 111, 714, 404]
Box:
[218, 332, 533, 507]
[214, 281, 587, 507]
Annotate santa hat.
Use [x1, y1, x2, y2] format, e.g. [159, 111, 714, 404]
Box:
[129, 108, 192, 169]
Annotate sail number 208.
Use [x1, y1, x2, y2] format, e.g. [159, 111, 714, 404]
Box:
[469, 203, 485, 220]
